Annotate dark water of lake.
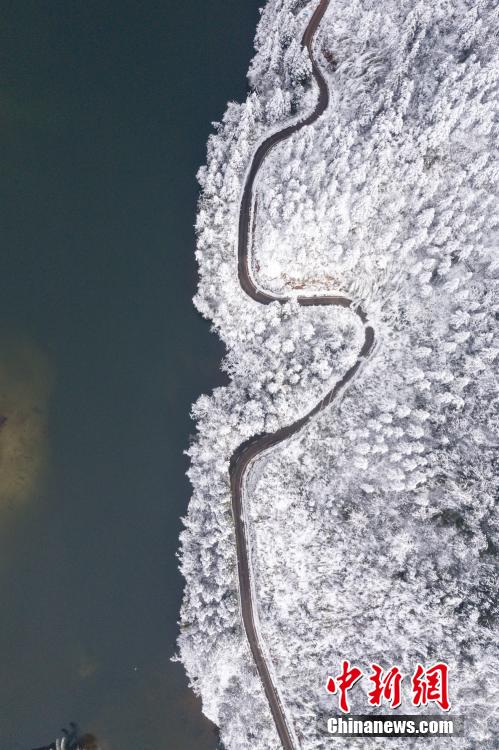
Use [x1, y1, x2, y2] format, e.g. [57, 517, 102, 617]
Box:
[0, 2, 261, 748]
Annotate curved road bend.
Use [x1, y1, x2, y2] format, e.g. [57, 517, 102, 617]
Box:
[229, 0, 375, 748]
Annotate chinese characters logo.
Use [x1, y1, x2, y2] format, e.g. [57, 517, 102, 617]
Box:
[326, 661, 451, 713]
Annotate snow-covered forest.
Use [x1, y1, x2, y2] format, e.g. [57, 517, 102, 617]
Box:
[177, 0, 499, 748]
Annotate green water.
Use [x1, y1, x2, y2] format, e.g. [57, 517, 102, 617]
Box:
[0, 2, 260, 748]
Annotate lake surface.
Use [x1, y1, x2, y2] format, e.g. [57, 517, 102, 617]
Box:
[0, 2, 261, 748]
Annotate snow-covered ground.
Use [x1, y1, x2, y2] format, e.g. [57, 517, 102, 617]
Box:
[178, 1, 499, 748]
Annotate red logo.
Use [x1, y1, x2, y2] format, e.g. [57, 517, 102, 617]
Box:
[368, 664, 403, 709]
[411, 663, 450, 711]
[326, 662, 451, 713]
[326, 660, 363, 713]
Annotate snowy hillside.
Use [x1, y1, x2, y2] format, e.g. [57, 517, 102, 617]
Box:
[178, 1, 499, 748]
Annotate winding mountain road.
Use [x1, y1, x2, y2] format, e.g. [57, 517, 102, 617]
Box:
[229, 1, 375, 748]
